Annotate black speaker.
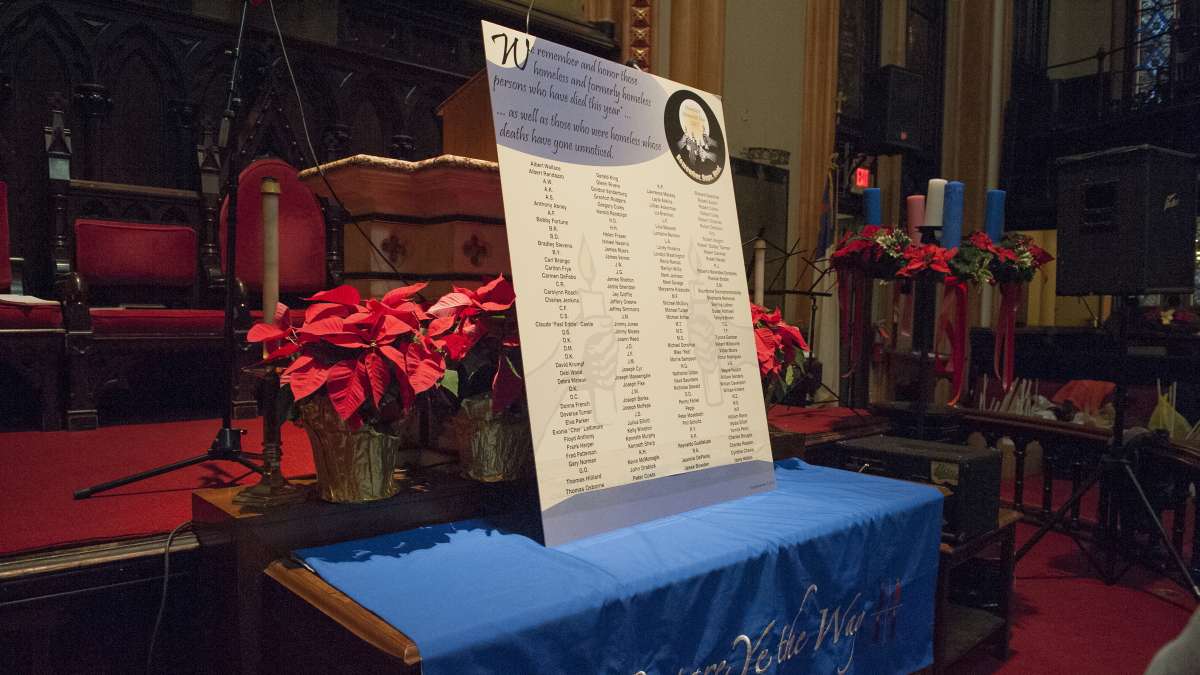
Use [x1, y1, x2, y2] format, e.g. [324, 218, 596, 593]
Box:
[864, 65, 922, 155]
[1055, 145, 1197, 296]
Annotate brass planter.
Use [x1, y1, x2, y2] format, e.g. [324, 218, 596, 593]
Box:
[438, 395, 533, 483]
[296, 396, 401, 503]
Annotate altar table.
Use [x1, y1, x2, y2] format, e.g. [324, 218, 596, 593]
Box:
[295, 460, 943, 674]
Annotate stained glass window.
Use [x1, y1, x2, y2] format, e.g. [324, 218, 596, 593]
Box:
[1135, 0, 1176, 102]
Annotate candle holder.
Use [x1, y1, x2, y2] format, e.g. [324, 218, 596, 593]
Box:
[234, 366, 308, 508]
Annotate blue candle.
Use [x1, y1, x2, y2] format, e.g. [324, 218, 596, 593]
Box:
[863, 187, 882, 226]
[984, 189, 1005, 242]
[941, 181, 964, 249]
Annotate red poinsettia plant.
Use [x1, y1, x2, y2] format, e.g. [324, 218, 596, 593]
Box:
[752, 302, 811, 405]
[248, 284, 446, 431]
[426, 275, 525, 414]
[897, 242, 955, 279]
[989, 233, 1053, 284]
[945, 231, 1002, 285]
[830, 225, 912, 277]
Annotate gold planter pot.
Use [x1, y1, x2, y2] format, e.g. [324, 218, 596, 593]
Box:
[438, 395, 533, 483]
[296, 396, 402, 503]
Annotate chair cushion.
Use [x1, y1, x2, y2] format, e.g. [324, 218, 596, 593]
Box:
[220, 158, 326, 294]
[0, 302, 62, 329]
[89, 308, 225, 334]
[249, 308, 307, 326]
[0, 180, 10, 291]
[75, 220, 198, 287]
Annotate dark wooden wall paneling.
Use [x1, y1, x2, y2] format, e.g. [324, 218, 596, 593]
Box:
[0, 0, 617, 296]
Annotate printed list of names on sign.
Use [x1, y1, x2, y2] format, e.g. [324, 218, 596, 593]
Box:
[483, 21, 774, 535]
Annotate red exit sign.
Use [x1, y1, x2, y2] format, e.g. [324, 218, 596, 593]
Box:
[854, 166, 872, 189]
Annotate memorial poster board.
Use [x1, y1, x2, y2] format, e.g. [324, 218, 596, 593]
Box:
[482, 20, 776, 545]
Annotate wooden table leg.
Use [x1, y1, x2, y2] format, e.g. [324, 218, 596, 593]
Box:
[1013, 439, 1026, 513]
[994, 524, 1015, 660]
[933, 557, 948, 675]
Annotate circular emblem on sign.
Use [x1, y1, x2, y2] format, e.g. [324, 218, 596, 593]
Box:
[663, 90, 726, 184]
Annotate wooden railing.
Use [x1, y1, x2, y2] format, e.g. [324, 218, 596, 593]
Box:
[954, 409, 1200, 580]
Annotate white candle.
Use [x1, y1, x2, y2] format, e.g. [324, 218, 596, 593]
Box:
[261, 176, 281, 328]
[925, 178, 947, 230]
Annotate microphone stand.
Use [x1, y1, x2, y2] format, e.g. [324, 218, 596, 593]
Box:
[73, 0, 265, 499]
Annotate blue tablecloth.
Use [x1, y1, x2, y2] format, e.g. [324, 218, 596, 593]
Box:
[296, 460, 943, 674]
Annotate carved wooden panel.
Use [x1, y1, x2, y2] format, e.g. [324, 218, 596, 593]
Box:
[0, 1, 618, 297]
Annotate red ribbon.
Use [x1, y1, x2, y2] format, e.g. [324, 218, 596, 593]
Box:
[935, 277, 969, 405]
[995, 282, 1021, 392]
[837, 268, 869, 377]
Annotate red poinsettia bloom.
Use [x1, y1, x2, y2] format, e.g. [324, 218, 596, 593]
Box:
[898, 243, 954, 277]
[965, 231, 1001, 256]
[428, 275, 517, 360]
[248, 284, 446, 429]
[1028, 242, 1053, 266]
[247, 301, 301, 360]
[755, 326, 781, 376]
[428, 275, 525, 413]
[750, 302, 810, 377]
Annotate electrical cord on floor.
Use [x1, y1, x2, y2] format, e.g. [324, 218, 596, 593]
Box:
[265, 0, 411, 286]
[146, 520, 192, 675]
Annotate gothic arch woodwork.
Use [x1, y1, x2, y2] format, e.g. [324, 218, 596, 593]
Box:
[96, 26, 185, 186]
[0, 0, 617, 297]
[0, 4, 91, 294]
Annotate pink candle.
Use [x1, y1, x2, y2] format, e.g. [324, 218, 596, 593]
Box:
[906, 195, 925, 240]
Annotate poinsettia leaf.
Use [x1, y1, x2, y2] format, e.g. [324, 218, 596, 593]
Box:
[247, 323, 285, 343]
[378, 344, 407, 372]
[321, 333, 370, 349]
[475, 275, 516, 311]
[283, 355, 329, 401]
[378, 313, 417, 338]
[297, 316, 346, 339]
[265, 342, 301, 361]
[342, 310, 374, 326]
[305, 285, 361, 307]
[365, 300, 423, 332]
[491, 352, 525, 413]
[428, 291, 476, 318]
[381, 282, 429, 307]
[324, 361, 366, 421]
[440, 368, 459, 398]
[363, 351, 391, 407]
[272, 302, 290, 327]
[406, 339, 445, 393]
[754, 327, 778, 376]
[427, 315, 456, 337]
[304, 302, 352, 325]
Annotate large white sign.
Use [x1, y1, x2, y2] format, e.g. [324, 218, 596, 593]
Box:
[483, 20, 775, 545]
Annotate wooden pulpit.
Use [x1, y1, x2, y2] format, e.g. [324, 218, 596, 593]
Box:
[298, 154, 508, 298]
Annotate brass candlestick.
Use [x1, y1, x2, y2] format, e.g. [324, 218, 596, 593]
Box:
[234, 366, 307, 508]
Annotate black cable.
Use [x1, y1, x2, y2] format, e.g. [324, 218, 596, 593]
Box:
[146, 520, 192, 675]
[265, 0, 409, 283]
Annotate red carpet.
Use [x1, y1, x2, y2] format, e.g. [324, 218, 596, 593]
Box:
[767, 405, 871, 433]
[949, 521, 1195, 674]
[0, 418, 315, 555]
[1, 417, 1195, 674]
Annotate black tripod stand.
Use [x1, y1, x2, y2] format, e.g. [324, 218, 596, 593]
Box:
[74, 0, 263, 499]
[1013, 296, 1200, 602]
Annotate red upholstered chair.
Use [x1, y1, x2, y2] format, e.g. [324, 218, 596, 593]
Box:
[0, 179, 65, 429]
[219, 157, 338, 312]
[46, 102, 236, 429]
